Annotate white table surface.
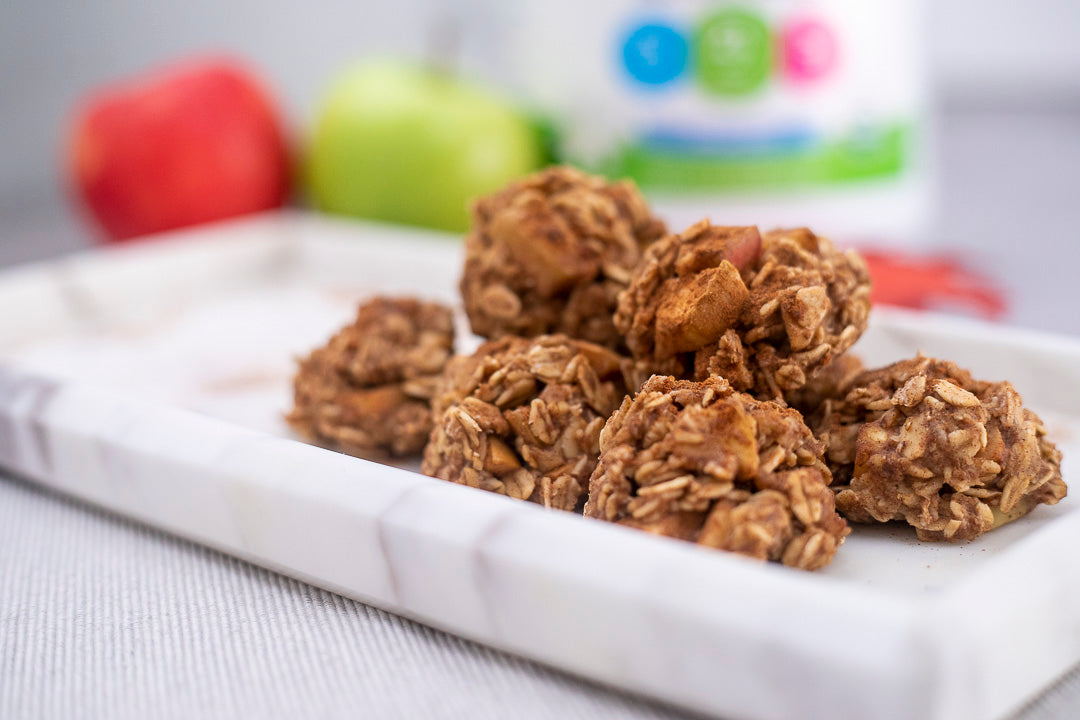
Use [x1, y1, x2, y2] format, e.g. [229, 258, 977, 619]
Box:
[2, 108, 1079, 719]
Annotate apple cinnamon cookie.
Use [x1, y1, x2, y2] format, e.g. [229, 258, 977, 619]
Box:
[287, 297, 454, 457]
[422, 334, 632, 511]
[807, 356, 1066, 541]
[584, 375, 849, 570]
[460, 166, 666, 349]
[786, 353, 866, 417]
[615, 222, 871, 400]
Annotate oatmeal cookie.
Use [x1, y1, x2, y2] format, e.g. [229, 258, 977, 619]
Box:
[584, 375, 849, 570]
[460, 166, 666, 349]
[615, 221, 871, 400]
[786, 353, 865, 416]
[808, 356, 1066, 541]
[422, 334, 631, 511]
[287, 297, 454, 457]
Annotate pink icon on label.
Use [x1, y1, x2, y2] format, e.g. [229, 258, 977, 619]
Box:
[781, 16, 838, 85]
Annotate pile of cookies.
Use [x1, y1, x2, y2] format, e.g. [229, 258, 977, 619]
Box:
[288, 166, 1066, 571]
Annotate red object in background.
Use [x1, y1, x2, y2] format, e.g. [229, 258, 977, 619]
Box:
[68, 58, 290, 242]
[861, 250, 1007, 320]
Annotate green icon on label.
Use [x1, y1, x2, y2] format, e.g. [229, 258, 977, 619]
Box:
[694, 8, 772, 96]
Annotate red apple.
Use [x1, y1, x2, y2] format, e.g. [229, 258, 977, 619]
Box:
[68, 58, 290, 242]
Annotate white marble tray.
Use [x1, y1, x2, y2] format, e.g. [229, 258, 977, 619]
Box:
[1, 211, 1078, 720]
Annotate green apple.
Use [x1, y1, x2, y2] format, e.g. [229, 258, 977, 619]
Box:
[306, 61, 542, 232]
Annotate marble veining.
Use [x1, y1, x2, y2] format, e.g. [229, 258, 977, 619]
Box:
[0, 365, 59, 480]
[376, 480, 527, 639]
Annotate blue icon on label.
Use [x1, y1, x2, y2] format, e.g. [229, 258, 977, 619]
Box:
[622, 22, 688, 86]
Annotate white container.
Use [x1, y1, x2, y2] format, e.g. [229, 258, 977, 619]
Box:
[487, 0, 930, 245]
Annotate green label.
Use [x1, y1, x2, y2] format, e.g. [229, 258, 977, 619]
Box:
[602, 125, 912, 191]
[693, 8, 772, 97]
